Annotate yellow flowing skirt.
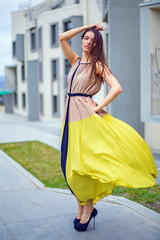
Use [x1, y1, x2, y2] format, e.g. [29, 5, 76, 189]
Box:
[61, 113, 158, 205]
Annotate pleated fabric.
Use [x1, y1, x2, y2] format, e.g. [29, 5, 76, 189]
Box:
[61, 57, 158, 205]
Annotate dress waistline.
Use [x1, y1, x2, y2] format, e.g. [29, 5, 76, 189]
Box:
[68, 93, 92, 98]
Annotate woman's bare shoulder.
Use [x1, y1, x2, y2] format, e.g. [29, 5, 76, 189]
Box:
[95, 61, 111, 76]
[71, 56, 81, 66]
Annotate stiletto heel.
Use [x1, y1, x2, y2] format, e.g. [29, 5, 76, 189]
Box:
[93, 216, 95, 229]
[74, 208, 98, 232]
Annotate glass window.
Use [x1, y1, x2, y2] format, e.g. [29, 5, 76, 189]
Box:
[22, 93, 26, 109]
[65, 58, 71, 75]
[21, 63, 25, 81]
[14, 92, 18, 106]
[12, 41, 16, 57]
[52, 60, 58, 80]
[64, 59, 71, 88]
[75, 0, 80, 3]
[30, 28, 36, 51]
[64, 21, 72, 31]
[39, 93, 44, 115]
[51, 23, 58, 47]
[53, 95, 58, 114]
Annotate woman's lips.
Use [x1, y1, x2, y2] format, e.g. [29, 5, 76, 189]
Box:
[84, 45, 90, 49]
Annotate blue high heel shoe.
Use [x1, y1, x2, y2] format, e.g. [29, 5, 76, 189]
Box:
[74, 208, 98, 231]
[73, 218, 80, 224]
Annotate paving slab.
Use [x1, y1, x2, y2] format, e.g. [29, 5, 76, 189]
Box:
[0, 187, 159, 240]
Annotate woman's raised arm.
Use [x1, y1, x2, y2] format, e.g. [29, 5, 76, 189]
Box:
[59, 23, 103, 65]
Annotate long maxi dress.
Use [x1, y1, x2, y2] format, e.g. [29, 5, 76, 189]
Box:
[61, 57, 158, 205]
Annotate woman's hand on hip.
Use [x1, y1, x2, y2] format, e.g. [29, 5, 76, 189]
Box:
[84, 97, 99, 112]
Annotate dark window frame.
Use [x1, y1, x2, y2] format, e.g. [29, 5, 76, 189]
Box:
[50, 22, 58, 47]
[14, 92, 18, 107]
[30, 28, 37, 52]
[51, 59, 59, 81]
[64, 58, 71, 89]
[21, 62, 25, 81]
[12, 41, 16, 58]
[22, 92, 26, 109]
[39, 93, 44, 116]
[52, 95, 58, 115]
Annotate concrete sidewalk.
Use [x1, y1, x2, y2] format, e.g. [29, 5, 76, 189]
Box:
[0, 112, 160, 240]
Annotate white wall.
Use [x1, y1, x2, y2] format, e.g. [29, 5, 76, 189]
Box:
[12, 10, 28, 116]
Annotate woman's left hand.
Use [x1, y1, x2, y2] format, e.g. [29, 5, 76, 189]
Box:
[84, 97, 99, 112]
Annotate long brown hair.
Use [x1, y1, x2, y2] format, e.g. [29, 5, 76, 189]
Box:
[81, 27, 108, 82]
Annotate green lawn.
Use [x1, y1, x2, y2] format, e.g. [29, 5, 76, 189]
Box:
[0, 141, 159, 213]
[0, 141, 67, 189]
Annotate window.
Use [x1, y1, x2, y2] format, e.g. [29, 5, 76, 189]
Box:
[14, 92, 18, 106]
[21, 63, 25, 81]
[30, 28, 37, 51]
[51, 23, 58, 47]
[22, 93, 26, 109]
[75, 0, 80, 3]
[63, 21, 72, 45]
[53, 95, 58, 114]
[12, 41, 16, 57]
[64, 21, 72, 31]
[39, 93, 44, 115]
[65, 58, 71, 75]
[39, 61, 43, 82]
[38, 27, 42, 49]
[64, 59, 71, 88]
[52, 60, 58, 80]
[14, 69, 17, 88]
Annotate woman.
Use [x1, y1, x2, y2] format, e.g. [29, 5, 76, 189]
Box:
[59, 23, 158, 232]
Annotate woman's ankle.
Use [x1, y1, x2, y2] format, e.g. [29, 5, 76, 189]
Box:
[77, 206, 84, 218]
[83, 204, 94, 214]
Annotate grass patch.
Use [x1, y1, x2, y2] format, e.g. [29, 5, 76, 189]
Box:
[0, 141, 159, 213]
[112, 186, 160, 213]
[0, 141, 68, 189]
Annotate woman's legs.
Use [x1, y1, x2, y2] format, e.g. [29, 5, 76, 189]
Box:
[75, 198, 84, 219]
[76, 199, 94, 223]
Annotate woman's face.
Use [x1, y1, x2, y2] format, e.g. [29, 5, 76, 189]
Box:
[82, 31, 95, 53]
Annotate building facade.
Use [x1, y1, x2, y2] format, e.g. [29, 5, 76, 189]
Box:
[99, 0, 160, 153]
[140, 0, 160, 151]
[5, 0, 106, 121]
[5, 0, 160, 152]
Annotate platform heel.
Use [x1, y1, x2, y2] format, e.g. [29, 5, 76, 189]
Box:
[74, 208, 98, 232]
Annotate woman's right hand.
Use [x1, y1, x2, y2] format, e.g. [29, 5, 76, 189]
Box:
[89, 23, 104, 31]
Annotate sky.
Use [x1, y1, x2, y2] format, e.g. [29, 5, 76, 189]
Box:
[0, 0, 44, 77]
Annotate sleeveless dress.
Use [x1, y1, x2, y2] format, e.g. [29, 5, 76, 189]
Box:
[61, 57, 158, 205]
